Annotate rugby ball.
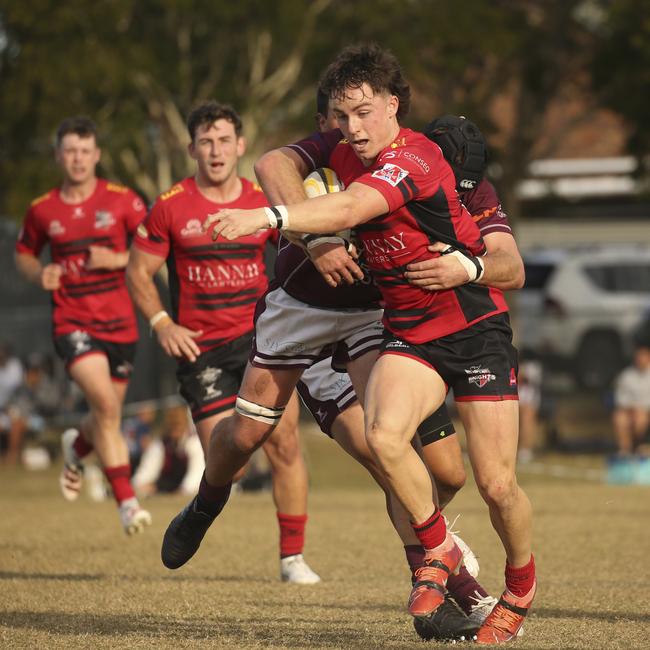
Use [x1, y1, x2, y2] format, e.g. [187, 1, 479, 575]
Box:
[303, 167, 344, 197]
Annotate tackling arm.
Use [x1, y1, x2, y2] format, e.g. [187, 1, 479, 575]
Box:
[404, 231, 525, 291]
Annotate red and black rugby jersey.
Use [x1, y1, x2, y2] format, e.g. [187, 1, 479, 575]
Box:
[16, 179, 145, 342]
[134, 177, 275, 351]
[288, 127, 508, 343]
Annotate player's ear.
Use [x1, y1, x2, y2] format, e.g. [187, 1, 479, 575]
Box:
[237, 136, 246, 157]
[387, 95, 399, 119]
[188, 141, 197, 160]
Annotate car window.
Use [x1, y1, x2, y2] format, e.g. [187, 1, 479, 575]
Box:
[523, 263, 555, 290]
[584, 264, 650, 292]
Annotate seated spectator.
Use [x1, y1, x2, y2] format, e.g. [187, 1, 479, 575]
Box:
[122, 401, 157, 471]
[1, 353, 62, 465]
[517, 352, 544, 464]
[131, 405, 204, 497]
[612, 340, 650, 456]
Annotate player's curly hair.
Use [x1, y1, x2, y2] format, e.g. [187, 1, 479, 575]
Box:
[56, 116, 98, 147]
[187, 101, 243, 141]
[319, 43, 411, 121]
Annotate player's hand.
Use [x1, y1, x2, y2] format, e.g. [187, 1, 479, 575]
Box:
[203, 208, 268, 241]
[404, 242, 470, 290]
[155, 320, 203, 363]
[309, 241, 364, 287]
[87, 245, 121, 270]
[40, 263, 63, 290]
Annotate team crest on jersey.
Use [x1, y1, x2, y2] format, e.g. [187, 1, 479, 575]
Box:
[371, 163, 408, 187]
[465, 365, 496, 388]
[94, 210, 116, 229]
[198, 366, 223, 400]
[181, 219, 203, 238]
[48, 220, 65, 236]
[68, 330, 91, 354]
[132, 198, 145, 212]
[72, 206, 86, 219]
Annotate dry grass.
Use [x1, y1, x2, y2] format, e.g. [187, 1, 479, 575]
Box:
[1, 427, 649, 649]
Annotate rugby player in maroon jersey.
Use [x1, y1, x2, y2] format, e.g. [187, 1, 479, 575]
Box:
[15, 116, 151, 535]
[126, 102, 320, 584]
[203, 45, 536, 644]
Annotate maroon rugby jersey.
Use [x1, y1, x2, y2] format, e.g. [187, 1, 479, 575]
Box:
[16, 179, 145, 342]
[288, 128, 509, 343]
[134, 177, 275, 351]
[461, 178, 512, 236]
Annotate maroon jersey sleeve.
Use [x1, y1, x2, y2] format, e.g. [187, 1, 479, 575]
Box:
[16, 204, 48, 257]
[462, 179, 512, 237]
[286, 129, 344, 173]
[132, 196, 172, 258]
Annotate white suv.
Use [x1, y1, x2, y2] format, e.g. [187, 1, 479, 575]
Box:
[517, 245, 650, 389]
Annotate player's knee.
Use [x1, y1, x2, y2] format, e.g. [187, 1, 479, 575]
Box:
[366, 420, 408, 463]
[475, 472, 517, 508]
[264, 430, 301, 467]
[89, 392, 120, 422]
[435, 466, 467, 497]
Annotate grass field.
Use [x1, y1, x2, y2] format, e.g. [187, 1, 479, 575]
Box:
[1, 425, 649, 649]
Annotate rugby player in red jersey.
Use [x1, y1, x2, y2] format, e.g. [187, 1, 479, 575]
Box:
[201, 45, 536, 644]
[15, 116, 151, 535]
[126, 102, 320, 584]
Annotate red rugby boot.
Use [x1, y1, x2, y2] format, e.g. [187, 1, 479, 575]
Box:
[475, 582, 536, 644]
[408, 533, 463, 617]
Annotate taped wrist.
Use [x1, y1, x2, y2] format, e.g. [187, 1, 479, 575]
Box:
[302, 233, 350, 251]
[440, 245, 485, 282]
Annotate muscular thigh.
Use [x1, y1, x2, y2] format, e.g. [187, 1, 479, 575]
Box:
[365, 352, 447, 441]
[457, 400, 519, 480]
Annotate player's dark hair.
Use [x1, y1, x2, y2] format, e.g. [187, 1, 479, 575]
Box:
[187, 101, 243, 141]
[424, 115, 488, 192]
[319, 43, 411, 121]
[55, 116, 98, 147]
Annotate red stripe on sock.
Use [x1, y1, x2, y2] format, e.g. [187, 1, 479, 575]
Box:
[277, 512, 307, 558]
[103, 464, 135, 504]
[411, 510, 446, 550]
[505, 554, 536, 597]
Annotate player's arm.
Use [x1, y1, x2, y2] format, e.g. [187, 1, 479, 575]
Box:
[255, 147, 363, 287]
[15, 251, 63, 290]
[126, 247, 203, 362]
[404, 231, 525, 291]
[204, 181, 387, 241]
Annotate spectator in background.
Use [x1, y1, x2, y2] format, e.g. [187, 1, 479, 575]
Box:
[517, 352, 544, 464]
[612, 340, 650, 456]
[132, 405, 204, 497]
[1, 354, 62, 465]
[122, 401, 157, 472]
[0, 343, 24, 413]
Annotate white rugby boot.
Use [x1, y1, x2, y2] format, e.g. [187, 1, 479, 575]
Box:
[280, 554, 321, 584]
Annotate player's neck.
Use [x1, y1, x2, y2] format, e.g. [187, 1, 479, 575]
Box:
[60, 176, 98, 204]
[194, 173, 243, 204]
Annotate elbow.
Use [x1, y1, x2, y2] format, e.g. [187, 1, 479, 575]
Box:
[513, 260, 526, 290]
[254, 150, 284, 183]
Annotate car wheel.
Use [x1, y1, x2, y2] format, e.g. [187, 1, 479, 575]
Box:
[575, 331, 623, 390]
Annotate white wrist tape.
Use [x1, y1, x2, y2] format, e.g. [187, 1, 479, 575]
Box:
[304, 235, 347, 250]
[264, 205, 290, 230]
[149, 310, 170, 328]
[441, 246, 485, 282]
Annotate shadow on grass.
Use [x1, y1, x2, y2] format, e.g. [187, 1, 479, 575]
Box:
[0, 610, 366, 647]
[533, 607, 650, 624]
[0, 571, 102, 581]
